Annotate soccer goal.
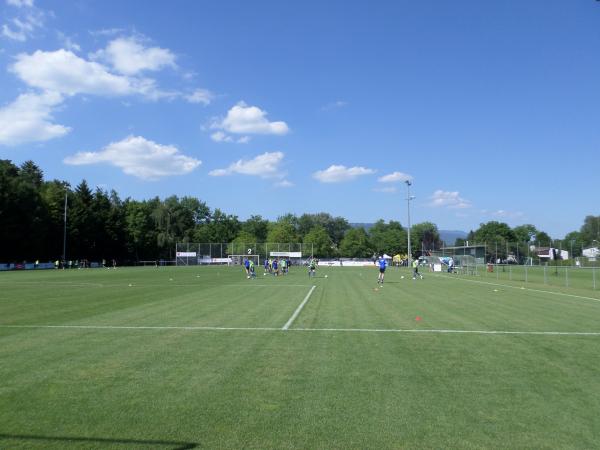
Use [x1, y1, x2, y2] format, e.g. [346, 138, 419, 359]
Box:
[229, 255, 260, 266]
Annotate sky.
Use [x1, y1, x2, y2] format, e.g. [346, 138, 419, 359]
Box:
[1, 0, 599, 238]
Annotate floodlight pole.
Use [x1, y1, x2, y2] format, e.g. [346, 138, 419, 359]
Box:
[405, 180, 414, 268]
[62, 190, 68, 265]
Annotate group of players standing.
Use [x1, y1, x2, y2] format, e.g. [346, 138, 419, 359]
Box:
[243, 257, 291, 278]
[244, 257, 319, 279]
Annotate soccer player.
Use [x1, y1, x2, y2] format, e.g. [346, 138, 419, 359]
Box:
[248, 259, 256, 278]
[264, 258, 269, 275]
[281, 258, 287, 275]
[412, 259, 423, 280]
[272, 258, 279, 276]
[244, 257, 250, 278]
[377, 255, 387, 285]
[308, 258, 316, 277]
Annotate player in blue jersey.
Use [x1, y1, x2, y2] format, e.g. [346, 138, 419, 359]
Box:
[377, 255, 387, 285]
[244, 258, 250, 278]
[272, 258, 279, 276]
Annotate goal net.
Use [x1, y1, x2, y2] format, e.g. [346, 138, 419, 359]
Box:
[229, 255, 260, 266]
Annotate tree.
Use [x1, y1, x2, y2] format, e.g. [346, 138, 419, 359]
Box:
[339, 227, 372, 258]
[580, 215, 600, 245]
[297, 213, 350, 246]
[125, 199, 159, 261]
[242, 215, 269, 242]
[472, 221, 517, 261]
[69, 180, 95, 259]
[513, 224, 538, 243]
[303, 225, 333, 257]
[266, 221, 298, 243]
[562, 231, 584, 258]
[411, 222, 441, 253]
[367, 220, 406, 256]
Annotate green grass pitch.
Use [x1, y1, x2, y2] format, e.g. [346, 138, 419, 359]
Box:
[1, 265, 600, 449]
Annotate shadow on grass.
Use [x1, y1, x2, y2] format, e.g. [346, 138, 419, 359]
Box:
[0, 433, 197, 449]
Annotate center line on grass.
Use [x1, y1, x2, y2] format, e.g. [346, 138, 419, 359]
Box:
[1, 324, 599, 336]
[282, 285, 317, 330]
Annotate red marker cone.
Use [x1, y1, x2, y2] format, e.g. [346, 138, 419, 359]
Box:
[415, 316, 422, 321]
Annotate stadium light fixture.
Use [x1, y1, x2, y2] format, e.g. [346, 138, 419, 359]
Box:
[62, 188, 68, 266]
[405, 180, 415, 268]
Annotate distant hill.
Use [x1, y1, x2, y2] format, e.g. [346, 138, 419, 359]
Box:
[438, 230, 468, 246]
[350, 223, 467, 246]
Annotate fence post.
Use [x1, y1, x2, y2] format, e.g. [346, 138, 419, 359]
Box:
[565, 266, 569, 288]
[525, 265, 528, 284]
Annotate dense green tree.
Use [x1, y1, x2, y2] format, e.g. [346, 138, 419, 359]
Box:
[369, 220, 406, 256]
[411, 222, 441, 253]
[297, 213, 350, 246]
[562, 231, 584, 258]
[242, 215, 269, 242]
[303, 225, 334, 257]
[266, 221, 298, 243]
[512, 224, 538, 243]
[580, 215, 600, 245]
[339, 227, 372, 258]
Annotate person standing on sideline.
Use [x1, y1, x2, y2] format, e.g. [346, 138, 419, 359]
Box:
[412, 259, 423, 280]
[377, 255, 387, 285]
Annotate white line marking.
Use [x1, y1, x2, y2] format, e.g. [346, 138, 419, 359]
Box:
[1, 324, 599, 336]
[282, 285, 317, 330]
[0, 324, 280, 331]
[435, 274, 600, 304]
[282, 285, 316, 330]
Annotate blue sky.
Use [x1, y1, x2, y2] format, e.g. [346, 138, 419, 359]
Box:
[1, 0, 599, 238]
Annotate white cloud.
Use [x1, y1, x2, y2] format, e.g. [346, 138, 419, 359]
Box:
[313, 165, 375, 183]
[2, 2, 44, 41]
[378, 171, 413, 183]
[11, 49, 172, 99]
[57, 31, 81, 52]
[186, 88, 214, 105]
[210, 131, 233, 143]
[0, 91, 70, 145]
[210, 101, 289, 142]
[12, 49, 134, 95]
[91, 36, 176, 75]
[7, 0, 34, 7]
[429, 190, 472, 209]
[209, 151, 286, 179]
[64, 135, 201, 180]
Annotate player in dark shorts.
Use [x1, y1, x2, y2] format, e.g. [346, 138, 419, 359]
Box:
[377, 255, 387, 285]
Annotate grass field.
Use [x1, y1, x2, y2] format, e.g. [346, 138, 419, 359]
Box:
[1, 264, 600, 449]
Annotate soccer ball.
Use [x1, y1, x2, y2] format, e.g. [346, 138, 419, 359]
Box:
[401, 276, 404, 279]
[325, 275, 328, 278]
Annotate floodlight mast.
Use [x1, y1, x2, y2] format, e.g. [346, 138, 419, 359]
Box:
[62, 189, 68, 265]
[405, 180, 415, 268]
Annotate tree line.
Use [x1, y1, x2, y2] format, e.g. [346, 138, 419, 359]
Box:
[1, 160, 598, 263]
